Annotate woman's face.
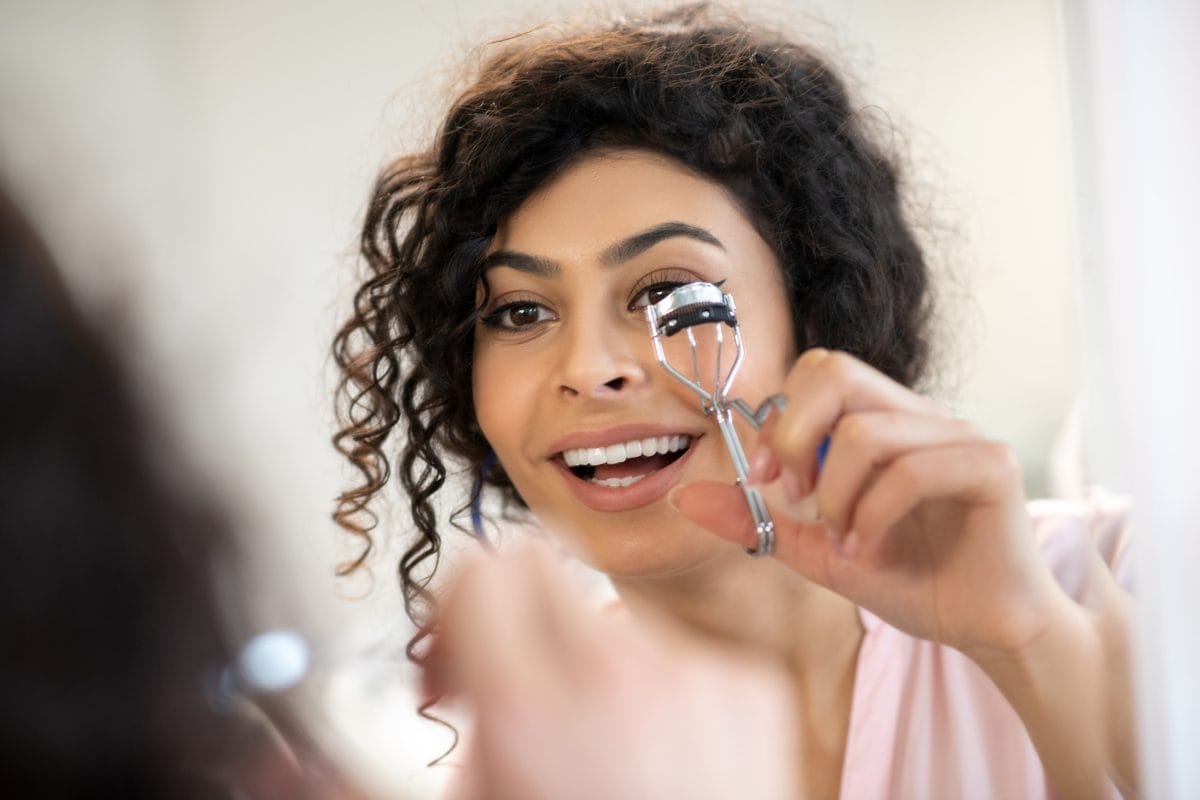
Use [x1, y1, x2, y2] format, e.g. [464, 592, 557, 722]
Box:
[473, 149, 796, 577]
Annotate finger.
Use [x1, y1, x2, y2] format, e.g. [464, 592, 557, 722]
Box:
[769, 349, 950, 493]
[745, 395, 790, 484]
[509, 543, 614, 663]
[671, 481, 758, 550]
[850, 440, 1024, 544]
[816, 411, 981, 534]
[746, 438, 782, 485]
[448, 550, 626, 800]
[672, 481, 838, 588]
[440, 555, 565, 714]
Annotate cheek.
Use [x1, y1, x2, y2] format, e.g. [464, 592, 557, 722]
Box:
[471, 348, 503, 440]
[736, 307, 796, 382]
[472, 343, 536, 455]
[724, 255, 797, 372]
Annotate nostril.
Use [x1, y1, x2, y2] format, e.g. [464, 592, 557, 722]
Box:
[604, 377, 626, 391]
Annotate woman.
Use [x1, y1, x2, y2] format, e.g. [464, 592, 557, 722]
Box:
[334, 5, 1135, 797]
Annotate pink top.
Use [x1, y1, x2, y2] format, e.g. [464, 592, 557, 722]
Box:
[839, 491, 1132, 799]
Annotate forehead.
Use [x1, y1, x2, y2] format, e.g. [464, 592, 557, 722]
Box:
[490, 149, 773, 265]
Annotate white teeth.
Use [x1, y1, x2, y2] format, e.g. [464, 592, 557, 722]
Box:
[561, 434, 691, 467]
[589, 474, 647, 488]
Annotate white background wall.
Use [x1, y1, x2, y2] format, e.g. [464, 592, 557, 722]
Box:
[1062, 3, 1199, 796]
[0, 1, 1086, 796]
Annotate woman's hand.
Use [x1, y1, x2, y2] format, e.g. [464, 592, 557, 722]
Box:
[675, 349, 1135, 799]
[674, 348, 1068, 663]
[436, 546, 800, 800]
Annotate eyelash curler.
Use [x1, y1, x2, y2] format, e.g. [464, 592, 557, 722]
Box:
[644, 281, 786, 557]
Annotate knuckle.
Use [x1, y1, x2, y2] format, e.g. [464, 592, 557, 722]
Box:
[768, 415, 809, 459]
[767, 411, 803, 454]
[926, 397, 957, 419]
[797, 347, 831, 369]
[832, 413, 874, 450]
[890, 452, 925, 492]
[819, 350, 858, 381]
[953, 417, 982, 439]
[983, 440, 1022, 483]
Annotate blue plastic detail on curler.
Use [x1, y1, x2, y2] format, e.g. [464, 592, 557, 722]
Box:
[817, 435, 831, 470]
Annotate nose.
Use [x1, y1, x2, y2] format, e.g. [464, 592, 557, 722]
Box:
[554, 314, 648, 400]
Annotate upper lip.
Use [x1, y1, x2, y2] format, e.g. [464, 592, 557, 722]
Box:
[545, 422, 705, 459]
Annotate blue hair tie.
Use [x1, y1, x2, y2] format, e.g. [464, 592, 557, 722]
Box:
[469, 451, 498, 544]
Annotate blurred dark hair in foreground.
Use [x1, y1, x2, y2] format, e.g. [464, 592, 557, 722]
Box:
[0, 185, 257, 797]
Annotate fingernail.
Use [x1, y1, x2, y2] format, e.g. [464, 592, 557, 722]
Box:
[839, 531, 860, 560]
[747, 446, 772, 484]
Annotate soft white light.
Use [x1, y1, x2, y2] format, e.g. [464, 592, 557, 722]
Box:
[238, 629, 311, 694]
[1065, 2, 1200, 795]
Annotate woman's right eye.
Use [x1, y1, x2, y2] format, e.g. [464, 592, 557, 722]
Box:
[629, 282, 685, 310]
[481, 301, 556, 330]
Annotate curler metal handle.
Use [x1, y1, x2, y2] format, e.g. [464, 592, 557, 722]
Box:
[711, 403, 776, 556]
[645, 282, 780, 557]
[729, 394, 788, 431]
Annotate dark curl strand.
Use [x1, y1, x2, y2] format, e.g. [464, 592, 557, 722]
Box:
[332, 2, 932, 684]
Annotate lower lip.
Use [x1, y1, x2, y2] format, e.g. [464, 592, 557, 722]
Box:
[552, 440, 700, 513]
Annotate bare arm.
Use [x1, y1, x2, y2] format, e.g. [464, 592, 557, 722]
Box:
[968, 561, 1137, 799]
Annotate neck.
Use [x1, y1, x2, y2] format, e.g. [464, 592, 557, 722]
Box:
[610, 547, 863, 685]
[612, 549, 864, 799]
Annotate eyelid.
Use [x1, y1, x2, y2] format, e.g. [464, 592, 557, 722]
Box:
[627, 267, 717, 310]
[628, 267, 703, 303]
[480, 290, 543, 316]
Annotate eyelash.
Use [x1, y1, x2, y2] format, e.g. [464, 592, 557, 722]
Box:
[627, 268, 705, 310]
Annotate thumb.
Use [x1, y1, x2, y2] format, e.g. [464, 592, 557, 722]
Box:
[671, 481, 759, 549]
[672, 481, 838, 586]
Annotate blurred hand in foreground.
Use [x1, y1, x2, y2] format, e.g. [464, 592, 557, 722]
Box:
[434, 546, 800, 800]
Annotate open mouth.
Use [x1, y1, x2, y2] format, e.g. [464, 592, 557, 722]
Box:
[559, 435, 693, 488]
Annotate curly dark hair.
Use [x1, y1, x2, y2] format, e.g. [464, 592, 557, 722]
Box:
[332, 2, 932, 670]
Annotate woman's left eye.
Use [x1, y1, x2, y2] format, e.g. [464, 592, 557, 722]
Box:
[629, 282, 685, 310]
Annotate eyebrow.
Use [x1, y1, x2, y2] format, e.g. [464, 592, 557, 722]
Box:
[601, 221, 725, 266]
[479, 221, 725, 276]
[478, 250, 559, 277]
